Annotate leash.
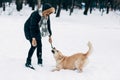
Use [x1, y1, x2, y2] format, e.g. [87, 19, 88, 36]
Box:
[50, 43, 54, 49]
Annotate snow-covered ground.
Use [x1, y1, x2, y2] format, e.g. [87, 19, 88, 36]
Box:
[0, 4, 120, 80]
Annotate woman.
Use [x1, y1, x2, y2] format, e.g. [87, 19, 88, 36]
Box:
[24, 3, 55, 69]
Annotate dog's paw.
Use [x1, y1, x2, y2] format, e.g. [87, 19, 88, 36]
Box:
[77, 69, 83, 73]
[51, 68, 60, 72]
[51, 69, 56, 72]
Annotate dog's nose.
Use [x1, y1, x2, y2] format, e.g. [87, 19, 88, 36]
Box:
[51, 50, 54, 54]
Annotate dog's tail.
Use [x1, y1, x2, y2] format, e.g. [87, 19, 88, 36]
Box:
[84, 41, 93, 57]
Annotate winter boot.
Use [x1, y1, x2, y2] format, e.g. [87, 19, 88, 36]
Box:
[25, 58, 35, 70]
[38, 58, 43, 66]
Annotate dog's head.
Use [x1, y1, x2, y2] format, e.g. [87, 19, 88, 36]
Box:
[51, 47, 64, 61]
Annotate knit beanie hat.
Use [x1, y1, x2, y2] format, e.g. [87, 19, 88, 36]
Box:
[42, 3, 52, 12]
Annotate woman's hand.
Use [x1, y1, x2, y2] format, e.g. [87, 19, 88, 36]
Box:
[32, 38, 37, 47]
[48, 36, 52, 44]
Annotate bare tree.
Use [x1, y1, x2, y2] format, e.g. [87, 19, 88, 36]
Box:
[2, 2, 5, 11]
[69, 0, 75, 15]
[83, 0, 92, 15]
[37, 0, 41, 10]
[56, 0, 62, 17]
[16, 0, 23, 11]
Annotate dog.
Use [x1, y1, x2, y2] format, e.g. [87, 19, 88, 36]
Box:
[51, 41, 92, 73]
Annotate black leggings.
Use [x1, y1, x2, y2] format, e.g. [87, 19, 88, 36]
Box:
[27, 39, 42, 60]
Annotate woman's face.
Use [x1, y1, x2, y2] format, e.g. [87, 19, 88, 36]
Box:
[42, 8, 55, 18]
[43, 11, 52, 18]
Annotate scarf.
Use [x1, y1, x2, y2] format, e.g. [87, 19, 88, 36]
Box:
[39, 16, 49, 37]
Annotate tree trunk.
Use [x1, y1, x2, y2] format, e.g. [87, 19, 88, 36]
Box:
[56, 0, 62, 17]
[16, 0, 23, 11]
[37, 0, 41, 10]
[83, 0, 92, 15]
[3, 2, 5, 11]
[70, 0, 75, 15]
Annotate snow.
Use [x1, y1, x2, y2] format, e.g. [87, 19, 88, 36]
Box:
[0, 5, 120, 80]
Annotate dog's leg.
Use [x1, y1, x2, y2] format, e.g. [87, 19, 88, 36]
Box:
[51, 65, 62, 72]
[78, 60, 87, 73]
[76, 64, 83, 73]
[75, 60, 84, 73]
[51, 68, 60, 72]
[78, 67, 83, 73]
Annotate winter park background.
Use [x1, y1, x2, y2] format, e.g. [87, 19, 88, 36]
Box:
[0, 2, 120, 80]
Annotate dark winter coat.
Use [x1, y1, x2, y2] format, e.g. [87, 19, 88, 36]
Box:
[24, 10, 52, 40]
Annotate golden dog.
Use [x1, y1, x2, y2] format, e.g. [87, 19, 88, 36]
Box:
[51, 42, 92, 73]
